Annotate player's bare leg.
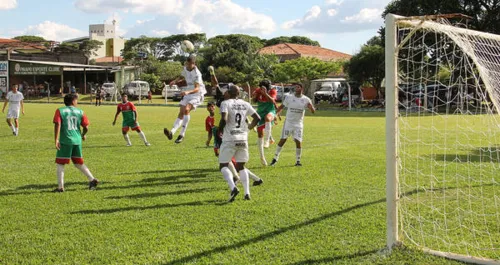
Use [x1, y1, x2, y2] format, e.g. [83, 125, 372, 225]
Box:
[6, 118, 15, 135]
[164, 105, 187, 140]
[270, 138, 288, 166]
[136, 129, 150, 146]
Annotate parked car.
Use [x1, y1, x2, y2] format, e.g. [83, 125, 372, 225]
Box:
[162, 85, 180, 99]
[124, 81, 150, 99]
[102, 82, 117, 100]
[314, 79, 349, 104]
[273, 85, 284, 101]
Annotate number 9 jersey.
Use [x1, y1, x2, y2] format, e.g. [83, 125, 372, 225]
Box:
[53, 106, 90, 145]
[220, 99, 256, 143]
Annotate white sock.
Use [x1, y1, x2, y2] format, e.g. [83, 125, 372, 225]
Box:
[180, 115, 191, 137]
[10, 125, 15, 132]
[123, 134, 131, 145]
[228, 162, 239, 180]
[57, 164, 65, 189]
[239, 169, 250, 196]
[74, 164, 95, 181]
[221, 167, 235, 191]
[264, 122, 272, 142]
[296, 148, 302, 162]
[138, 131, 148, 143]
[257, 138, 265, 158]
[247, 169, 260, 181]
[171, 118, 183, 134]
[274, 146, 283, 160]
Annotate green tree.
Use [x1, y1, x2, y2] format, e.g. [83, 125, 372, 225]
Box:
[79, 40, 103, 60]
[273, 57, 343, 93]
[382, 0, 500, 34]
[13, 35, 47, 43]
[139, 73, 162, 92]
[345, 44, 384, 98]
[53, 42, 80, 53]
[263, 36, 320, 47]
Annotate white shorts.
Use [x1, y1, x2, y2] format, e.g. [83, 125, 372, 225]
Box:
[281, 122, 303, 142]
[7, 108, 20, 119]
[219, 141, 249, 164]
[180, 94, 203, 110]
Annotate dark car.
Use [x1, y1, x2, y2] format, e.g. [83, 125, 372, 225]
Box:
[172, 91, 183, 101]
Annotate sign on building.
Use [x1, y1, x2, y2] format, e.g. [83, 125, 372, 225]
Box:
[10, 62, 61, 75]
[0, 61, 8, 93]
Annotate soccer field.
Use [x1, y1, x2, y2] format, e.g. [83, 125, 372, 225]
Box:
[0, 103, 467, 265]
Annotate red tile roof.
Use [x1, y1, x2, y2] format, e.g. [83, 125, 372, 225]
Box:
[95, 56, 123, 63]
[259, 43, 351, 61]
[0, 38, 47, 51]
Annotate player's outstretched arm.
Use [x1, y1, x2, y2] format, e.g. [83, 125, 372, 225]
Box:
[248, 113, 261, 131]
[21, 100, 25, 115]
[133, 110, 138, 124]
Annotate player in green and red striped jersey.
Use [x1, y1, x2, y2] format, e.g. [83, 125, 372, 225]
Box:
[53, 93, 99, 192]
[112, 93, 150, 146]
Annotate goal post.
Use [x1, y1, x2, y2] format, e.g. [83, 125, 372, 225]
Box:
[385, 13, 500, 264]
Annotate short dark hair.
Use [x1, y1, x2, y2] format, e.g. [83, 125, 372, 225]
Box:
[259, 80, 271, 90]
[64, 93, 78, 106]
[293, 83, 303, 88]
[121, 93, 127, 97]
[187, 54, 196, 63]
[228, 85, 239, 97]
[207, 101, 215, 107]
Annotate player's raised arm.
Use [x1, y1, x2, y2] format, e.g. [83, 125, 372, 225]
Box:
[248, 113, 261, 131]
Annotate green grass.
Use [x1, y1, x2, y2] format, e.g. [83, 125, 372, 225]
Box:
[0, 104, 485, 264]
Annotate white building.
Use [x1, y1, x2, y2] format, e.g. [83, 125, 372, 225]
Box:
[63, 20, 125, 63]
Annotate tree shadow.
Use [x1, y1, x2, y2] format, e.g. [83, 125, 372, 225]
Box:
[161, 197, 387, 265]
[71, 199, 225, 214]
[97, 177, 213, 191]
[427, 146, 500, 163]
[287, 249, 379, 265]
[118, 168, 218, 177]
[105, 188, 214, 200]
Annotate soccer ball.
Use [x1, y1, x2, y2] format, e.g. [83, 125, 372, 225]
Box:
[181, 40, 194, 53]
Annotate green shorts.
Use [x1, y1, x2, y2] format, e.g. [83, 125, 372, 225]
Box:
[56, 144, 84, 164]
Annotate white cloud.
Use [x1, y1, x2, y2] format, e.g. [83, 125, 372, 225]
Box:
[122, 0, 276, 37]
[0, 0, 17, 10]
[325, 0, 343, 6]
[327, 9, 338, 17]
[74, 0, 184, 14]
[22, 21, 86, 41]
[341, 8, 381, 24]
[281, 0, 389, 34]
[151, 30, 170, 37]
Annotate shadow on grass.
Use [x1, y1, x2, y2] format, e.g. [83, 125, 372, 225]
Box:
[71, 199, 225, 214]
[426, 147, 500, 163]
[0, 182, 89, 196]
[287, 249, 379, 265]
[161, 197, 387, 265]
[118, 168, 218, 177]
[97, 177, 212, 191]
[105, 188, 213, 200]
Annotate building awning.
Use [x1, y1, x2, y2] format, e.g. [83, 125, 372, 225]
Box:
[10, 59, 111, 69]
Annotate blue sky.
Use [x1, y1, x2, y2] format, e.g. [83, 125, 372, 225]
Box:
[0, 0, 392, 54]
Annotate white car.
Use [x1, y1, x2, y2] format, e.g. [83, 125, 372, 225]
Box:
[125, 81, 150, 98]
[162, 85, 180, 99]
[102, 83, 116, 96]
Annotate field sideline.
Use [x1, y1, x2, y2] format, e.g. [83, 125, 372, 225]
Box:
[0, 103, 463, 264]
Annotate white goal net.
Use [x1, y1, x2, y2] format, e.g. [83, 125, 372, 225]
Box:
[386, 14, 500, 264]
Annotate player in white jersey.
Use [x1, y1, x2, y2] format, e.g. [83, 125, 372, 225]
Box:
[2, 84, 25, 136]
[270, 83, 315, 166]
[218, 85, 260, 202]
[164, 55, 207, 144]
